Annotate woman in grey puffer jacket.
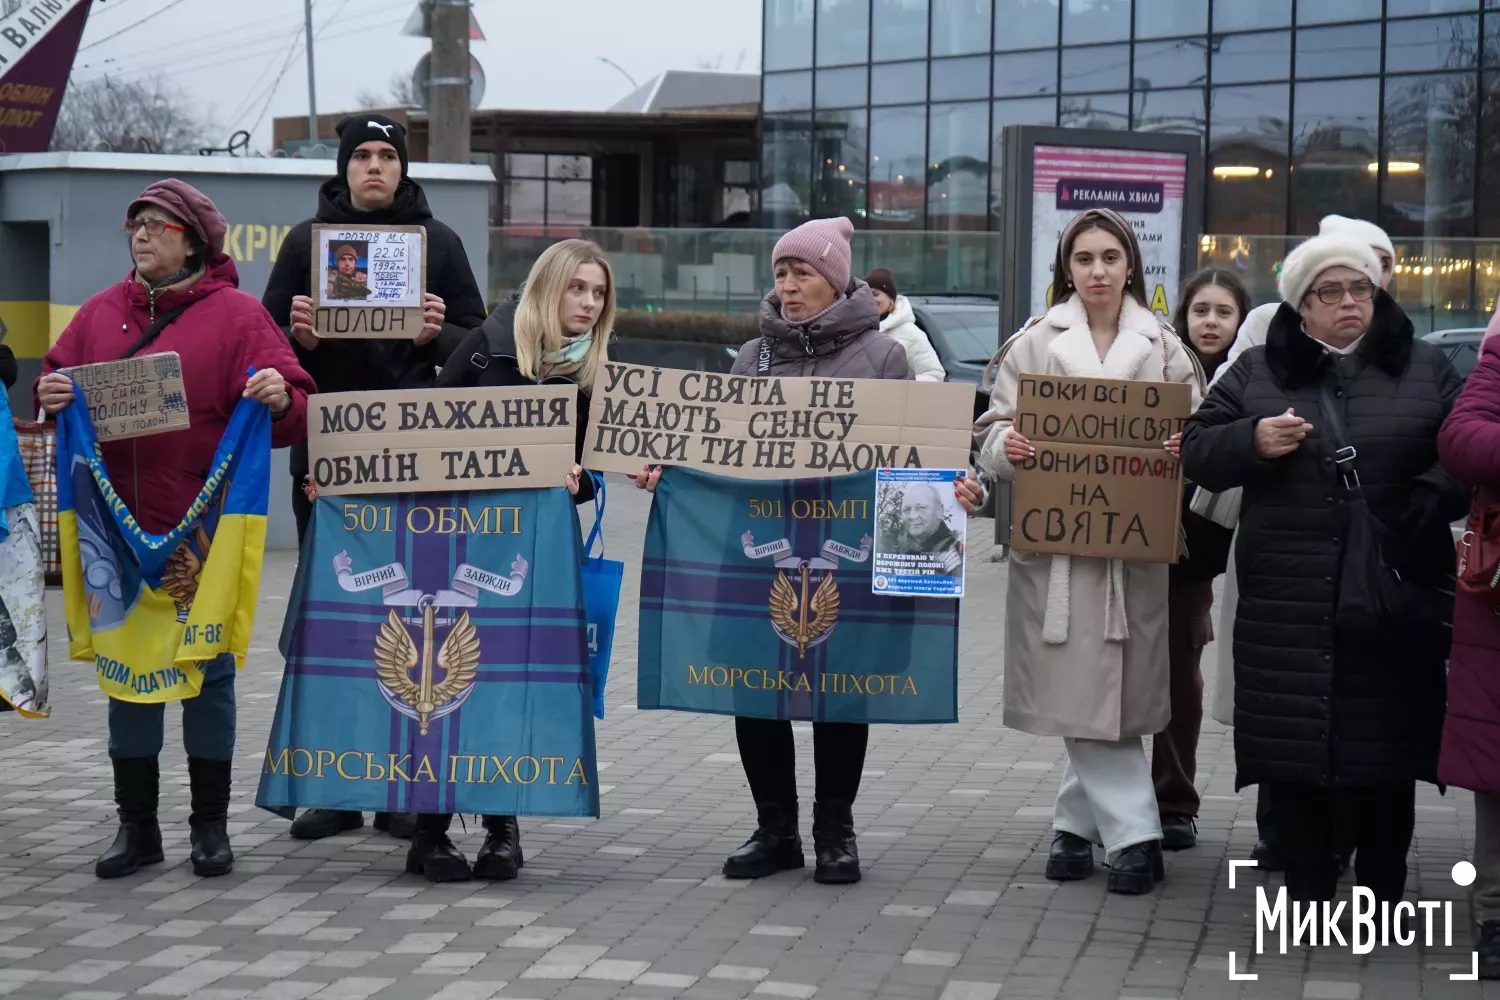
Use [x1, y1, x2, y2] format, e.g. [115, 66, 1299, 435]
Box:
[637, 217, 962, 886]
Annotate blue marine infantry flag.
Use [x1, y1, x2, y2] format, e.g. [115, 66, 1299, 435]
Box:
[0, 386, 46, 717]
[55, 381, 270, 704]
[257, 489, 599, 819]
[639, 467, 959, 724]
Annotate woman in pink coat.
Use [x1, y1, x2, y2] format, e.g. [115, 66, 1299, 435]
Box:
[1437, 316, 1500, 979]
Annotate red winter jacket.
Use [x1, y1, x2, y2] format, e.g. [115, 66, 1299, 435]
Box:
[1438, 332, 1500, 794]
[38, 254, 315, 535]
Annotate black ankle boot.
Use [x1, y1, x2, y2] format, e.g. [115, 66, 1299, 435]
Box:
[812, 800, 860, 885]
[1045, 831, 1095, 881]
[473, 815, 524, 880]
[187, 757, 234, 878]
[723, 802, 803, 879]
[1479, 921, 1500, 979]
[96, 757, 164, 879]
[406, 831, 472, 883]
[1107, 840, 1165, 895]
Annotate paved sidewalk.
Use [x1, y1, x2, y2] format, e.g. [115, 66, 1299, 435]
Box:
[0, 476, 1491, 1000]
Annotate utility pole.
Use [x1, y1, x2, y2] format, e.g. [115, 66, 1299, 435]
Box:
[428, 0, 471, 163]
[303, 0, 318, 141]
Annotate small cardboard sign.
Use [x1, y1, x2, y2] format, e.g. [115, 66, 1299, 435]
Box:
[584, 362, 975, 480]
[1009, 373, 1189, 563]
[310, 224, 427, 340]
[62, 351, 190, 442]
[307, 385, 578, 496]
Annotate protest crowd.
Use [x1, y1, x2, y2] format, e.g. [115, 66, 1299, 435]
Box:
[8, 110, 1500, 980]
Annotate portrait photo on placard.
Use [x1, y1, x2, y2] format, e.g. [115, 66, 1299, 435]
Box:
[324, 239, 371, 303]
[872, 468, 966, 597]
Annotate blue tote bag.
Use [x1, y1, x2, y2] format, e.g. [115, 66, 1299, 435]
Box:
[582, 473, 624, 719]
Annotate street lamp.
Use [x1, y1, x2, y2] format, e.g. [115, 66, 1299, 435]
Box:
[599, 57, 638, 90]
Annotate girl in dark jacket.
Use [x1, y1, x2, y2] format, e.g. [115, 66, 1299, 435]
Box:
[1154, 269, 1247, 851]
[635, 217, 982, 885]
[402, 238, 613, 882]
[1181, 234, 1464, 906]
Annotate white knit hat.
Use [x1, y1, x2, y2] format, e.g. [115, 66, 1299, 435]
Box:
[1278, 234, 1383, 305]
[1319, 214, 1394, 259]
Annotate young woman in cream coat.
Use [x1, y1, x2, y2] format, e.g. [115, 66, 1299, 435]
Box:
[974, 208, 1203, 894]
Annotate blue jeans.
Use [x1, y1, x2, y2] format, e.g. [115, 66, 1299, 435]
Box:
[108, 654, 237, 761]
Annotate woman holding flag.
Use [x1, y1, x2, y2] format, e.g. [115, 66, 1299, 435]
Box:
[35, 179, 314, 880]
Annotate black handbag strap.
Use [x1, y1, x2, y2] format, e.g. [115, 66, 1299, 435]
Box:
[120, 301, 194, 361]
[1315, 382, 1362, 493]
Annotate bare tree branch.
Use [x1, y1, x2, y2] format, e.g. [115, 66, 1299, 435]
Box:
[50, 76, 214, 154]
[355, 71, 421, 111]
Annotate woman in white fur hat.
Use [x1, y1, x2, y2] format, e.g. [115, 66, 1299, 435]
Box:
[974, 208, 1204, 895]
[1181, 233, 1463, 908]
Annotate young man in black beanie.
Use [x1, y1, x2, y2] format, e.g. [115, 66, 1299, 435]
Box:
[261, 112, 488, 843]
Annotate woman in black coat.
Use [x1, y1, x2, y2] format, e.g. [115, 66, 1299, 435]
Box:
[1180, 233, 1464, 906]
[405, 238, 613, 883]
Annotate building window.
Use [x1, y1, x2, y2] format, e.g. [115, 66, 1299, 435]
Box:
[1134, 39, 1209, 90]
[990, 95, 1057, 224]
[1061, 0, 1129, 46]
[765, 71, 814, 112]
[1297, 0, 1381, 24]
[1291, 78, 1379, 233]
[1061, 44, 1129, 94]
[1132, 86, 1205, 136]
[766, 0, 814, 71]
[1381, 73, 1477, 237]
[1387, 0, 1480, 16]
[1134, 0, 1206, 40]
[721, 160, 759, 220]
[1212, 0, 1290, 33]
[873, 0, 929, 61]
[763, 114, 814, 228]
[872, 60, 929, 104]
[1060, 92, 1129, 129]
[993, 48, 1058, 97]
[928, 101, 991, 230]
[1212, 31, 1291, 86]
[932, 0, 992, 56]
[817, 66, 869, 107]
[931, 55, 991, 100]
[869, 105, 928, 229]
[815, 109, 870, 221]
[817, 0, 870, 65]
[1208, 84, 1290, 234]
[1385, 14, 1479, 74]
[1295, 23, 1382, 79]
[1478, 70, 1500, 236]
[504, 154, 592, 227]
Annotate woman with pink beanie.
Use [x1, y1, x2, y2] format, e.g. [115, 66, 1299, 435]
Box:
[634, 216, 982, 885]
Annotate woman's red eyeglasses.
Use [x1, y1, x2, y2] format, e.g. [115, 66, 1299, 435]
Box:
[123, 218, 186, 236]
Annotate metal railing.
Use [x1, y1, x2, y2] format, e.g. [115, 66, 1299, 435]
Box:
[490, 227, 1500, 336]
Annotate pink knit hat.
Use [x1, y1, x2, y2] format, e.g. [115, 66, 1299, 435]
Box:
[772, 217, 855, 293]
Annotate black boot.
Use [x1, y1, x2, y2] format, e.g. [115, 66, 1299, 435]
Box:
[812, 800, 860, 885]
[723, 802, 803, 879]
[187, 757, 234, 878]
[1160, 816, 1197, 851]
[289, 809, 364, 840]
[96, 757, 164, 879]
[1107, 841, 1165, 895]
[406, 828, 472, 883]
[1045, 831, 1095, 881]
[1479, 921, 1500, 979]
[473, 815, 524, 881]
[374, 811, 416, 840]
[1251, 838, 1286, 871]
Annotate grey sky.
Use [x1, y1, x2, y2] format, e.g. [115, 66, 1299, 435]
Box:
[70, 0, 762, 152]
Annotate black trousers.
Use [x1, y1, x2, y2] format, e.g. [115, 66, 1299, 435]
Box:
[416, 813, 511, 835]
[735, 717, 868, 806]
[1267, 781, 1415, 904]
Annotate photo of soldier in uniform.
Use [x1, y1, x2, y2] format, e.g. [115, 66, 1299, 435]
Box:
[324, 241, 371, 302]
[872, 470, 966, 597]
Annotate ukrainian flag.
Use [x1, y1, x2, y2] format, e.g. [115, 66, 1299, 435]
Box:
[55, 376, 271, 704]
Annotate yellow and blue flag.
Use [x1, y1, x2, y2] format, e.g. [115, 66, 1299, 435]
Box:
[55, 380, 271, 703]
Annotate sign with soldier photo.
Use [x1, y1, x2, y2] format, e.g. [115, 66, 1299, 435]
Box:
[872, 468, 966, 598]
[61, 351, 190, 442]
[310, 224, 427, 339]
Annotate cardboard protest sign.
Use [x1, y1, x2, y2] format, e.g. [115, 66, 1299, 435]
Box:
[585, 363, 974, 480]
[1009, 374, 1189, 563]
[62, 352, 189, 442]
[307, 386, 577, 496]
[310, 224, 427, 339]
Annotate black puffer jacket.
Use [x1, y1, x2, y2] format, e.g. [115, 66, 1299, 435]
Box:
[435, 294, 604, 505]
[1180, 294, 1465, 790]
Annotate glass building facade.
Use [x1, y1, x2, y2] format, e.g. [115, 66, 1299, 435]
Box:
[760, 0, 1500, 239]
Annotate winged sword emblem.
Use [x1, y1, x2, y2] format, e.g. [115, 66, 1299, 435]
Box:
[768, 567, 839, 658]
[374, 606, 480, 735]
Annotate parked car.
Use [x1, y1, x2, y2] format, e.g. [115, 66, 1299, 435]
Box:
[1421, 327, 1485, 380]
[903, 292, 1001, 386]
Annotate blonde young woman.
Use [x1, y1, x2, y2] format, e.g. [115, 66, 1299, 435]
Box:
[974, 208, 1203, 895]
[401, 238, 612, 881]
